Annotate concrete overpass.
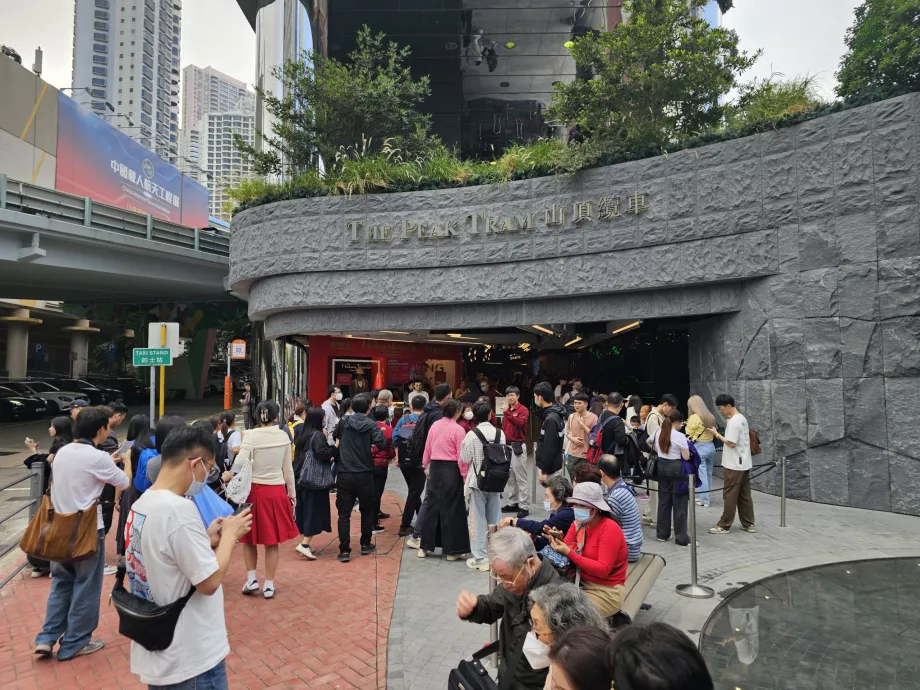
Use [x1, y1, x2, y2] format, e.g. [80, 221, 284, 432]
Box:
[0, 175, 230, 303]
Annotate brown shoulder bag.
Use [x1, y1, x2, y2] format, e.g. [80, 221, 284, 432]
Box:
[749, 429, 762, 456]
[19, 494, 99, 563]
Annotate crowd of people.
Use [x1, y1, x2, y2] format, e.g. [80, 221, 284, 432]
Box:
[20, 371, 756, 690]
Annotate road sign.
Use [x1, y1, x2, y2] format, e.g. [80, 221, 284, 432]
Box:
[133, 348, 172, 367]
[230, 339, 247, 360]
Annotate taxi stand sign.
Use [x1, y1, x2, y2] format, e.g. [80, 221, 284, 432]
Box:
[133, 348, 172, 367]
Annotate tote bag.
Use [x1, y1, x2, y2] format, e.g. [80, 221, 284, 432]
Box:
[298, 433, 334, 490]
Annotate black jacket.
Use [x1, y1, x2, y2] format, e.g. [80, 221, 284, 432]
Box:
[334, 414, 386, 474]
[535, 403, 566, 475]
[598, 410, 629, 458]
[463, 559, 559, 690]
[406, 400, 444, 467]
[293, 427, 337, 478]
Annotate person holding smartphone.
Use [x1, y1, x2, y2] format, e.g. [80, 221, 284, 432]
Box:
[125, 426, 252, 689]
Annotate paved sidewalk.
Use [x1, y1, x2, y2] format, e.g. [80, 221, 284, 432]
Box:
[385, 468, 920, 689]
[0, 490, 406, 690]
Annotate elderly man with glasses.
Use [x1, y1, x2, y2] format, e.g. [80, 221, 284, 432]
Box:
[455, 527, 559, 690]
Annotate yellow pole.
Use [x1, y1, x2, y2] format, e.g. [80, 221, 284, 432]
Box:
[159, 324, 166, 418]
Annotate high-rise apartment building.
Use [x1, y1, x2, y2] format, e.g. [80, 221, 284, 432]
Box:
[199, 104, 255, 221]
[71, 0, 181, 163]
[181, 65, 249, 132]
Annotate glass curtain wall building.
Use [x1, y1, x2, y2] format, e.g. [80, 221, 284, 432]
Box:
[235, 1, 621, 157]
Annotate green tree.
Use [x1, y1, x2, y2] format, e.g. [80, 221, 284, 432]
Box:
[236, 26, 433, 176]
[836, 0, 920, 97]
[725, 75, 823, 129]
[546, 0, 758, 150]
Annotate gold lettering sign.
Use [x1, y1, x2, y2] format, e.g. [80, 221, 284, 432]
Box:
[347, 192, 650, 242]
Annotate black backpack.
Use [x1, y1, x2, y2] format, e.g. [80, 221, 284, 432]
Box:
[395, 417, 418, 468]
[406, 412, 431, 468]
[472, 427, 512, 493]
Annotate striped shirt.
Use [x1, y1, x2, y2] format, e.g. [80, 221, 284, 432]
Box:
[605, 479, 643, 562]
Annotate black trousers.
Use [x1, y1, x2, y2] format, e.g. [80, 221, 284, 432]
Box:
[373, 466, 388, 520]
[656, 478, 689, 545]
[336, 471, 375, 553]
[399, 466, 426, 530]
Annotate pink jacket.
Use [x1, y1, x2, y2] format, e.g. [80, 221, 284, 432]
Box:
[423, 417, 470, 478]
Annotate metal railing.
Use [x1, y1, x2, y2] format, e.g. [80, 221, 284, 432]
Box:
[0, 461, 45, 589]
[0, 174, 230, 258]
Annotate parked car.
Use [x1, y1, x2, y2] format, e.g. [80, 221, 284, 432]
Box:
[0, 386, 47, 421]
[204, 365, 249, 396]
[4, 381, 87, 414]
[45, 379, 107, 405]
[87, 376, 148, 405]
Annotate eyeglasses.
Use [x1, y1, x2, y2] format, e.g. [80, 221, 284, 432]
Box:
[489, 562, 527, 587]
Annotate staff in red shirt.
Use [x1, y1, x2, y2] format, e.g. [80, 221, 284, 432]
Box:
[500, 386, 531, 518]
[548, 482, 628, 618]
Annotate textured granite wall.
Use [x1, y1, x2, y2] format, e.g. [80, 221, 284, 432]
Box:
[688, 94, 920, 515]
[230, 93, 920, 514]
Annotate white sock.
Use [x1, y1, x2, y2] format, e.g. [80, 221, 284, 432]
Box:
[246, 570, 257, 583]
[264, 579, 274, 590]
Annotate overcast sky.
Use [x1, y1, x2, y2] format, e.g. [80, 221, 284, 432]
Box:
[2, 0, 861, 103]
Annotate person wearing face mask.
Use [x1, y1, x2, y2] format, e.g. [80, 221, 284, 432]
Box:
[228, 401, 298, 599]
[456, 527, 559, 690]
[527, 582, 607, 688]
[500, 475, 574, 552]
[478, 376, 500, 408]
[547, 482, 628, 618]
[322, 385, 342, 444]
[458, 401, 477, 433]
[124, 426, 253, 689]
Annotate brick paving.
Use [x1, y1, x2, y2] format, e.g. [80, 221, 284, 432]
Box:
[0, 490, 406, 690]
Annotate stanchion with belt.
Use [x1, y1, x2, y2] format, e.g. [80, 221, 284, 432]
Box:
[676, 477, 715, 599]
[487, 523, 499, 668]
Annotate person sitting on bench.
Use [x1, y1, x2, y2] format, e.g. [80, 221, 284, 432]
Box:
[547, 482, 628, 618]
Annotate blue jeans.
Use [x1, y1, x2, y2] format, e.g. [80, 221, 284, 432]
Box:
[696, 441, 716, 506]
[149, 660, 228, 690]
[36, 530, 105, 659]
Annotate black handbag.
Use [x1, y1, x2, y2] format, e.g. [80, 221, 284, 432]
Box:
[449, 641, 499, 690]
[110, 567, 195, 651]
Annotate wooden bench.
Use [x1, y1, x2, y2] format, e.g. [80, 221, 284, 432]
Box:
[620, 553, 666, 622]
[575, 552, 666, 628]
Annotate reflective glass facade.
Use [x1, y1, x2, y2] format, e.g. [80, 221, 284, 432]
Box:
[326, 1, 622, 156]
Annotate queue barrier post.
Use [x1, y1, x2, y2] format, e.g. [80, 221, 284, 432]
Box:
[780, 455, 787, 528]
[487, 524, 499, 668]
[676, 476, 715, 600]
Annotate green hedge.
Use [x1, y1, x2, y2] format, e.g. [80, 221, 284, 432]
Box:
[233, 86, 916, 216]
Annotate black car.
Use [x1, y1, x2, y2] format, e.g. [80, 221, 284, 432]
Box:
[45, 379, 106, 405]
[88, 376, 147, 404]
[0, 386, 47, 421]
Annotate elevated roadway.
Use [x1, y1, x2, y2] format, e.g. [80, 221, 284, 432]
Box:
[0, 176, 230, 303]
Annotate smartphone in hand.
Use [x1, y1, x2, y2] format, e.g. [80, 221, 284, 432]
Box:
[232, 503, 253, 516]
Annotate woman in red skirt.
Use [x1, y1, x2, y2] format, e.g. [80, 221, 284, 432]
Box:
[228, 400, 299, 598]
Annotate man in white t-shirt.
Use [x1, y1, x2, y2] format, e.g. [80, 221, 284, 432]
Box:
[34, 407, 130, 660]
[707, 393, 755, 534]
[125, 426, 252, 688]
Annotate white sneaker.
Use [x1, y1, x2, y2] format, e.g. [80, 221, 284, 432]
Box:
[242, 578, 259, 594]
[446, 553, 464, 562]
[295, 544, 316, 560]
[103, 565, 118, 576]
[405, 536, 420, 550]
[466, 558, 489, 571]
[417, 549, 427, 559]
[263, 583, 275, 599]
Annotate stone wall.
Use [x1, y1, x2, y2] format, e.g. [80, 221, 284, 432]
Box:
[689, 94, 920, 515]
[231, 93, 920, 514]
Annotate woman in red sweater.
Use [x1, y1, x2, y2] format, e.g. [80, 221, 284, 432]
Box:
[548, 482, 628, 617]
